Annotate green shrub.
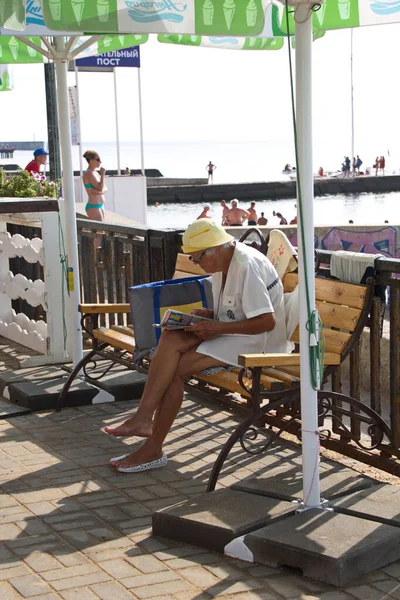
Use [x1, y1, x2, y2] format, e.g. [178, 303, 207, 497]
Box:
[0, 168, 60, 198]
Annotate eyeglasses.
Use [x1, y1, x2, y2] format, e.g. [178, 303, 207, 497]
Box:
[95, 158, 101, 162]
[189, 247, 218, 263]
[189, 249, 209, 264]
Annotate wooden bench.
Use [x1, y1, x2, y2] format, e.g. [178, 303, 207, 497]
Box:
[59, 251, 289, 410]
[57, 252, 393, 490]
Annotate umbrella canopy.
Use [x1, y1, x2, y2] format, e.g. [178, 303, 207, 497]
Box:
[2, 0, 399, 35]
[0, 33, 147, 63]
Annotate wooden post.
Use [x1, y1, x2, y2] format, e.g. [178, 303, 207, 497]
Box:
[370, 296, 382, 415]
[390, 286, 400, 448]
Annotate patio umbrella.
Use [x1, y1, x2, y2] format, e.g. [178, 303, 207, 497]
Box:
[0, 9, 147, 367]
[1, 0, 399, 510]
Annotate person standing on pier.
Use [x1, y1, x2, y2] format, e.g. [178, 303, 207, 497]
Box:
[206, 161, 216, 184]
[25, 148, 48, 176]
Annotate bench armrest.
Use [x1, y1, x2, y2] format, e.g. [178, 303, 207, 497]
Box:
[239, 353, 301, 367]
[79, 303, 131, 314]
[238, 352, 341, 367]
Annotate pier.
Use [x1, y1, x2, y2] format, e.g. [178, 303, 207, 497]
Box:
[147, 174, 400, 204]
[0, 140, 46, 159]
[0, 141, 45, 151]
[0, 144, 15, 159]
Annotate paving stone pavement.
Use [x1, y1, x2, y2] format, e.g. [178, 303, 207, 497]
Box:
[1, 345, 400, 598]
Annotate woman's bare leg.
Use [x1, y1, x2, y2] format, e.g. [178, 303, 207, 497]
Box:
[86, 207, 104, 248]
[104, 330, 201, 437]
[111, 348, 227, 468]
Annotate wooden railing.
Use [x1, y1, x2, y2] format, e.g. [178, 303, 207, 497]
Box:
[316, 249, 400, 468]
[77, 219, 183, 328]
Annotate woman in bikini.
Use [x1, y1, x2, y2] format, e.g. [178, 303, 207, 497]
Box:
[83, 150, 107, 222]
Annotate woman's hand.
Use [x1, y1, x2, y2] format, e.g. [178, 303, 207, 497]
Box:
[185, 320, 222, 340]
[191, 308, 214, 319]
[100, 167, 106, 176]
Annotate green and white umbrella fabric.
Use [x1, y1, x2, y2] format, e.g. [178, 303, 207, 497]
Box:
[158, 33, 283, 49]
[1, 0, 399, 35]
[0, 33, 147, 63]
[157, 29, 324, 49]
[0, 64, 12, 89]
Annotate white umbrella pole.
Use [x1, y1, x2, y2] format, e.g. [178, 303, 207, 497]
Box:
[137, 65, 147, 225]
[295, 7, 321, 509]
[113, 68, 121, 176]
[54, 37, 83, 367]
[74, 61, 84, 196]
[137, 66, 145, 177]
[350, 29, 355, 162]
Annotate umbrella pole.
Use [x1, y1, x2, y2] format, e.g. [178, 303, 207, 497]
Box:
[295, 6, 321, 509]
[54, 37, 84, 367]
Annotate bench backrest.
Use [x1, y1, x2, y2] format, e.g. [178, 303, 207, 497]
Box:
[283, 272, 374, 364]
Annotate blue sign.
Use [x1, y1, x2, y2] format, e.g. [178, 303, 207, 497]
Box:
[76, 47, 140, 69]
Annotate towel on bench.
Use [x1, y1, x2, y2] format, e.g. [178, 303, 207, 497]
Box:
[330, 251, 382, 284]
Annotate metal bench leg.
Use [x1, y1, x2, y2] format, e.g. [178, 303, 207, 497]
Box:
[207, 412, 258, 492]
[56, 343, 108, 412]
[206, 393, 298, 492]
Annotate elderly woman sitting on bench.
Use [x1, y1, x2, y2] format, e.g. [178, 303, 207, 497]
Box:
[105, 219, 288, 473]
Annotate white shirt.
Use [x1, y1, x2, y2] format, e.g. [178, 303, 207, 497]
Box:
[197, 242, 288, 366]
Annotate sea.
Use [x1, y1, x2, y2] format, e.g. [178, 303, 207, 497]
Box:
[2, 140, 399, 230]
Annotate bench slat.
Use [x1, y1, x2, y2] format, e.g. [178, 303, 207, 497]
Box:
[111, 325, 134, 337]
[195, 368, 284, 395]
[284, 273, 368, 310]
[93, 328, 135, 352]
[316, 301, 361, 333]
[80, 303, 130, 314]
[262, 367, 300, 387]
[291, 327, 350, 354]
[238, 352, 341, 367]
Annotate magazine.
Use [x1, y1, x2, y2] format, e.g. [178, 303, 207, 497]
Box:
[153, 309, 214, 330]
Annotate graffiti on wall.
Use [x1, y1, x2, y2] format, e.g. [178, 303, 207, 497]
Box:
[287, 226, 400, 258]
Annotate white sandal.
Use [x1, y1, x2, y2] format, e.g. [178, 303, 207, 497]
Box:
[110, 453, 168, 473]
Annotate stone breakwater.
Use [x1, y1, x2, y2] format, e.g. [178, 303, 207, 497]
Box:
[147, 174, 400, 204]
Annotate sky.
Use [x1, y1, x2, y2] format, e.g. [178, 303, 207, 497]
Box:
[1, 23, 400, 162]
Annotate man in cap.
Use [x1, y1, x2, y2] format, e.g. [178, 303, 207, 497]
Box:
[105, 219, 288, 473]
[25, 148, 49, 176]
